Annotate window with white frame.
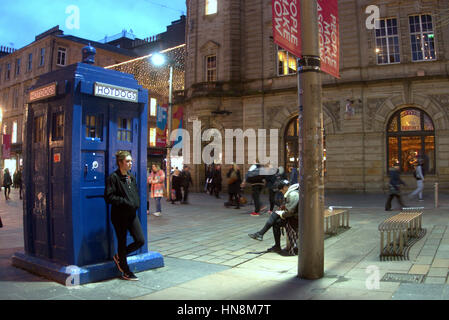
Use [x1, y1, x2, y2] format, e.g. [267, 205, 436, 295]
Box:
[12, 121, 17, 143]
[206, 55, 217, 82]
[409, 14, 436, 61]
[205, 0, 217, 15]
[277, 46, 297, 76]
[150, 98, 157, 117]
[375, 18, 400, 64]
[57, 47, 67, 66]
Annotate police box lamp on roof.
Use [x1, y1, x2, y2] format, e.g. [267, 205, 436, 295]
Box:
[82, 43, 96, 64]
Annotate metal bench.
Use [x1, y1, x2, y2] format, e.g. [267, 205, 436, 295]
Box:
[378, 207, 424, 259]
[324, 206, 351, 235]
[283, 206, 352, 255]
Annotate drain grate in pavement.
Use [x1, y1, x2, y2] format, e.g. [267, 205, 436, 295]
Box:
[381, 273, 425, 283]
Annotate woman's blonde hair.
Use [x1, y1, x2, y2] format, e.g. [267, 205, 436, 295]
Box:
[116, 150, 131, 167]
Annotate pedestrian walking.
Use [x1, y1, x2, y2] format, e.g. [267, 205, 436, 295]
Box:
[409, 158, 425, 202]
[385, 163, 406, 211]
[205, 164, 213, 194]
[211, 164, 222, 198]
[3, 168, 12, 200]
[225, 164, 242, 209]
[265, 166, 285, 214]
[243, 164, 265, 216]
[16, 166, 23, 200]
[248, 180, 299, 253]
[180, 165, 193, 204]
[104, 150, 144, 281]
[148, 164, 165, 216]
[289, 167, 298, 184]
[171, 169, 183, 204]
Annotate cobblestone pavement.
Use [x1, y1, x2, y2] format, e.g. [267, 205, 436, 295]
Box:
[1, 187, 449, 300]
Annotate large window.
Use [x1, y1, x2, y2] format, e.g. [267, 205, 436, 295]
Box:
[409, 14, 436, 61]
[284, 117, 326, 175]
[12, 121, 17, 143]
[27, 53, 33, 71]
[6, 63, 10, 80]
[205, 55, 217, 82]
[15, 58, 21, 75]
[387, 108, 435, 174]
[375, 18, 400, 64]
[277, 46, 297, 76]
[205, 0, 217, 15]
[149, 127, 156, 147]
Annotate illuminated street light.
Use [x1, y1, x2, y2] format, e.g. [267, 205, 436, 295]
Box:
[150, 52, 174, 201]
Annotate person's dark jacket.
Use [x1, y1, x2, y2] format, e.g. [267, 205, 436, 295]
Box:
[389, 168, 405, 187]
[3, 172, 12, 188]
[227, 168, 242, 194]
[181, 170, 193, 188]
[212, 168, 222, 191]
[105, 170, 140, 223]
[172, 174, 183, 190]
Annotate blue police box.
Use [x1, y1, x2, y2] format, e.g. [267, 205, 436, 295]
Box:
[12, 46, 164, 285]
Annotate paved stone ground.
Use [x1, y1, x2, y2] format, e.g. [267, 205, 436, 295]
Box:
[1, 187, 449, 300]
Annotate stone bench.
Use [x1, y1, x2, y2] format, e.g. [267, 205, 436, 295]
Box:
[378, 207, 424, 259]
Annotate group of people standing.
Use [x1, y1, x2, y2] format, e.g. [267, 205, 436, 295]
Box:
[147, 164, 193, 217]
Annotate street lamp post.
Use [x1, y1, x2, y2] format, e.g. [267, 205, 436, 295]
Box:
[151, 53, 174, 201]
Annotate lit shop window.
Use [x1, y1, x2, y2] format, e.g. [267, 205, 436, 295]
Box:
[149, 128, 156, 147]
[375, 18, 400, 64]
[12, 121, 17, 143]
[409, 14, 436, 61]
[277, 46, 297, 76]
[150, 98, 157, 117]
[205, 0, 217, 15]
[387, 108, 435, 175]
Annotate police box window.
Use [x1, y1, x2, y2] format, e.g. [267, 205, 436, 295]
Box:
[52, 112, 64, 141]
[85, 114, 103, 141]
[33, 116, 44, 143]
[118, 117, 132, 142]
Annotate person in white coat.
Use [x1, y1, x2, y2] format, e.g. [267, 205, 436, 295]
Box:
[409, 159, 424, 202]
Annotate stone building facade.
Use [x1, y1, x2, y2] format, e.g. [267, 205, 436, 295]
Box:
[0, 26, 136, 172]
[182, 0, 449, 192]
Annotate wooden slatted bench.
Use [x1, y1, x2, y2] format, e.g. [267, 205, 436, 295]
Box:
[378, 207, 424, 259]
[324, 206, 351, 235]
[282, 206, 352, 255]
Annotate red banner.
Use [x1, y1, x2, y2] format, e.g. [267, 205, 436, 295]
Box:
[272, 0, 340, 79]
[317, 0, 340, 78]
[2, 134, 11, 159]
[272, 0, 301, 58]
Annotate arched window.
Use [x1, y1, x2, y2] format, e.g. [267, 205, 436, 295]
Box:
[387, 108, 435, 174]
[284, 117, 326, 174]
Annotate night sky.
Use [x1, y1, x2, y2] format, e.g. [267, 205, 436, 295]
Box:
[0, 0, 187, 49]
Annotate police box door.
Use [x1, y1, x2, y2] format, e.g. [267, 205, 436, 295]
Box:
[108, 102, 142, 256]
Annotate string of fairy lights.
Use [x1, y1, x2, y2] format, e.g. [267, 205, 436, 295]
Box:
[105, 44, 186, 98]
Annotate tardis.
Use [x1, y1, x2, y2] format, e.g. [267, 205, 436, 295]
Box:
[12, 46, 164, 285]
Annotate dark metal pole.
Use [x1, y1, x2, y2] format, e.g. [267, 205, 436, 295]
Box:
[166, 65, 173, 200]
[298, 0, 324, 279]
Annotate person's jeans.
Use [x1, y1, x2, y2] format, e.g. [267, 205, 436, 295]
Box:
[385, 194, 405, 210]
[112, 215, 145, 273]
[269, 189, 276, 211]
[155, 197, 162, 212]
[409, 180, 424, 200]
[4, 186, 10, 199]
[251, 185, 263, 213]
[182, 187, 189, 202]
[258, 212, 286, 247]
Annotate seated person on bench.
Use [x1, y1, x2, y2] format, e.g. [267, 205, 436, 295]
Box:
[248, 180, 299, 253]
